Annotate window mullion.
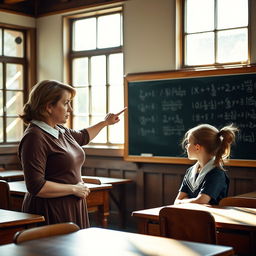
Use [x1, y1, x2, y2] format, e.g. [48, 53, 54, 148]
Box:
[106, 54, 109, 143]
[214, 0, 217, 64]
[2, 63, 6, 143]
[88, 57, 92, 126]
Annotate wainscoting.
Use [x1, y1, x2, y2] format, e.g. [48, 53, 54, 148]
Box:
[1, 145, 256, 231]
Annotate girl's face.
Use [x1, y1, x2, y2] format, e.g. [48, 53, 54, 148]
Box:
[46, 90, 72, 127]
[185, 135, 199, 160]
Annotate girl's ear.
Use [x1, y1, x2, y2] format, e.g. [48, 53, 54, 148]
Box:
[195, 144, 201, 151]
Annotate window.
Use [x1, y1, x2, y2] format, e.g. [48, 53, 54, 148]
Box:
[0, 27, 26, 143]
[183, 0, 249, 67]
[68, 7, 124, 145]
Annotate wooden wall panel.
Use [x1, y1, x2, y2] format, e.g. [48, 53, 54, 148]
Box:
[1, 146, 256, 231]
[163, 173, 181, 205]
[0, 155, 21, 170]
[144, 172, 162, 209]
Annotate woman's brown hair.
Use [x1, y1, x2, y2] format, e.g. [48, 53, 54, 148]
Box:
[182, 124, 239, 168]
[19, 80, 76, 124]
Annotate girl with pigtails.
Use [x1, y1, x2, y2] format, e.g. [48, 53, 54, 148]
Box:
[174, 124, 238, 205]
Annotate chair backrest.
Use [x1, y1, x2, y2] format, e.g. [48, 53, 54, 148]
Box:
[159, 207, 217, 244]
[13, 222, 80, 244]
[0, 180, 11, 209]
[219, 196, 256, 208]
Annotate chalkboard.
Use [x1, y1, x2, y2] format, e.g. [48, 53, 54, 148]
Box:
[124, 66, 256, 167]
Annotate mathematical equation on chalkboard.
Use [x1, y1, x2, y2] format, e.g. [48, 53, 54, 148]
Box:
[134, 78, 256, 144]
[128, 72, 256, 159]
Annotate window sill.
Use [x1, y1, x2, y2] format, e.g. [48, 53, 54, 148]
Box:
[0, 144, 124, 158]
[0, 144, 19, 154]
[82, 145, 124, 157]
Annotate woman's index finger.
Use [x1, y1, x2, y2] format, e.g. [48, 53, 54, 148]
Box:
[116, 107, 127, 116]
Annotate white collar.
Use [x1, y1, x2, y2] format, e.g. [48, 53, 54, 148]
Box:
[31, 120, 65, 139]
[186, 158, 216, 192]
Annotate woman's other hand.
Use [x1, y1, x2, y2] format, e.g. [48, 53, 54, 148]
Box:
[73, 182, 90, 199]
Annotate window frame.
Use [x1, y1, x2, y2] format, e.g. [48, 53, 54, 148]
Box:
[178, 0, 251, 69]
[0, 24, 36, 145]
[63, 6, 124, 148]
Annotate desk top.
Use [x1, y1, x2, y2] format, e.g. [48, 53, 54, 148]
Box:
[82, 175, 132, 185]
[0, 227, 234, 256]
[236, 191, 256, 198]
[132, 203, 256, 231]
[0, 209, 45, 228]
[0, 170, 24, 180]
[9, 181, 112, 196]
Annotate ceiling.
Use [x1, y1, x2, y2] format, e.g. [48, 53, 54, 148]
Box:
[0, 0, 116, 17]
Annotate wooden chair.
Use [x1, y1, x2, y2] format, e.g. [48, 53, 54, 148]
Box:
[159, 207, 217, 244]
[13, 222, 80, 244]
[0, 180, 11, 210]
[219, 196, 256, 208]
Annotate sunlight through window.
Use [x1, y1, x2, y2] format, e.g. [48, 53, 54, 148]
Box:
[184, 0, 249, 66]
[70, 8, 124, 145]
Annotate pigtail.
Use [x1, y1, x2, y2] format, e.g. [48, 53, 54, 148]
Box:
[214, 124, 239, 167]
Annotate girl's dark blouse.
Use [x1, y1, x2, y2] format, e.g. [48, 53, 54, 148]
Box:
[179, 167, 230, 205]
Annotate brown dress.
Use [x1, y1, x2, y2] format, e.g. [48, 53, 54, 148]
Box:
[18, 123, 90, 228]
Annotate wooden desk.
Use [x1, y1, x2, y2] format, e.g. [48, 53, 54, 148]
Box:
[8, 181, 112, 228]
[82, 175, 133, 228]
[0, 227, 234, 256]
[132, 203, 256, 256]
[236, 191, 256, 198]
[0, 209, 45, 245]
[0, 170, 24, 182]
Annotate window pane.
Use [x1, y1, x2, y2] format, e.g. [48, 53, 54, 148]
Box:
[109, 85, 123, 113]
[217, 0, 248, 29]
[73, 58, 89, 86]
[0, 91, 3, 115]
[6, 64, 23, 90]
[91, 116, 106, 143]
[73, 87, 89, 115]
[91, 55, 106, 86]
[4, 29, 24, 57]
[98, 13, 122, 48]
[6, 91, 23, 116]
[186, 32, 214, 65]
[109, 118, 124, 144]
[186, 0, 214, 33]
[0, 63, 2, 89]
[217, 28, 248, 63]
[73, 116, 89, 130]
[109, 53, 123, 86]
[91, 86, 106, 114]
[0, 117, 3, 142]
[6, 117, 23, 142]
[0, 29, 2, 55]
[73, 18, 96, 51]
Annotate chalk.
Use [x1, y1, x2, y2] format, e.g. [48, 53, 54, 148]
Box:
[140, 153, 153, 157]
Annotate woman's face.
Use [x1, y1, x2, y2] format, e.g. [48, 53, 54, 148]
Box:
[46, 90, 72, 127]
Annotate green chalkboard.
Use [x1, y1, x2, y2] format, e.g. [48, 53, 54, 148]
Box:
[124, 67, 256, 167]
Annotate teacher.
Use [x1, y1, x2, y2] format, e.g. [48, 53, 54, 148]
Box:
[18, 80, 126, 228]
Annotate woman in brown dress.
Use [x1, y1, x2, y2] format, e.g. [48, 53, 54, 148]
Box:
[18, 80, 125, 228]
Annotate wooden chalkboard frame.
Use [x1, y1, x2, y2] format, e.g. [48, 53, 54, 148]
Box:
[124, 66, 256, 167]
